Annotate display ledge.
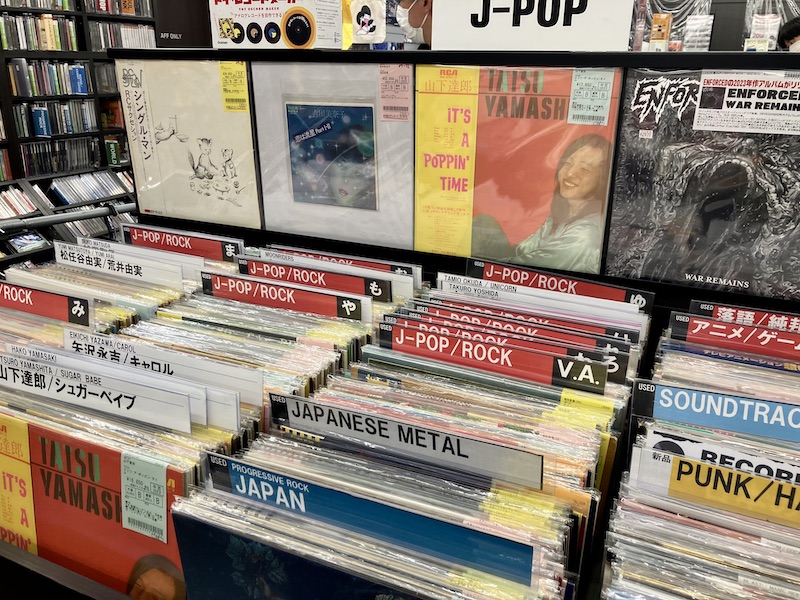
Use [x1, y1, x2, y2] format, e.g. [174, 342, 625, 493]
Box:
[0, 208, 41, 219]
[26, 165, 101, 181]
[0, 538, 129, 600]
[51, 192, 131, 210]
[0, 174, 32, 187]
[85, 11, 153, 23]
[0, 5, 81, 16]
[19, 131, 100, 142]
[108, 47, 800, 70]
[12, 93, 94, 101]
[2, 49, 94, 59]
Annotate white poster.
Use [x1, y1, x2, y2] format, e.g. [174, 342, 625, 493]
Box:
[118, 59, 262, 229]
[208, 0, 341, 49]
[694, 70, 800, 136]
[432, 0, 635, 51]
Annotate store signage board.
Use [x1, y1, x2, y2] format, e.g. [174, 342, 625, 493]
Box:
[432, 0, 634, 51]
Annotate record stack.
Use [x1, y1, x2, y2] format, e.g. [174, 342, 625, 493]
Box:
[0, 274, 266, 597]
[0, 230, 406, 595]
[173, 253, 652, 599]
[604, 299, 800, 599]
[3, 224, 378, 420]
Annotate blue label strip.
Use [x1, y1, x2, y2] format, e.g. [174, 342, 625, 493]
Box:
[223, 456, 536, 586]
[653, 384, 800, 444]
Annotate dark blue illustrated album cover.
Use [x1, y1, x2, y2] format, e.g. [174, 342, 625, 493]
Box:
[285, 102, 378, 211]
[173, 510, 419, 600]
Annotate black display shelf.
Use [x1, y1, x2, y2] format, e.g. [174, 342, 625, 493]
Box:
[2, 49, 89, 58]
[85, 10, 153, 23]
[110, 47, 800, 70]
[0, 538, 129, 600]
[26, 164, 99, 180]
[51, 191, 130, 210]
[0, 173, 29, 186]
[11, 93, 94, 101]
[0, 238, 52, 261]
[0, 5, 81, 16]
[19, 131, 99, 142]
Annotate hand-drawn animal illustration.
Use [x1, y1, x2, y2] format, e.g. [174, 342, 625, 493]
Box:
[188, 138, 219, 180]
[222, 148, 238, 179]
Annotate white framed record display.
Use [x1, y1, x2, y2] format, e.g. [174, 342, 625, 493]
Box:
[117, 59, 262, 229]
[253, 62, 415, 250]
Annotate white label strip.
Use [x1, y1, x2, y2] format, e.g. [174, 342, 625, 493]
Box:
[78, 236, 205, 283]
[0, 351, 192, 432]
[274, 394, 544, 490]
[9, 341, 208, 427]
[55, 240, 185, 289]
[62, 329, 250, 430]
[261, 248, 415, 299]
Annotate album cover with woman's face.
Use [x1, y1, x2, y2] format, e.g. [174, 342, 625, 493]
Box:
[0, 411, 188, 599]
[414, 66, 622, 275]
[285, 102, 378, 211]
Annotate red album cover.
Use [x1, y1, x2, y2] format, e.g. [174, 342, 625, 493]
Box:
[28, 421, 187, 599]
[415, 66, 622, 275]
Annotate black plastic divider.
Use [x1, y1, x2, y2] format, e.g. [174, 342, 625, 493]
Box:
[0, 541, 129, 600]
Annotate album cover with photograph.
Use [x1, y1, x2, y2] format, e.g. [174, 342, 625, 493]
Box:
[414, 65, 623, 275]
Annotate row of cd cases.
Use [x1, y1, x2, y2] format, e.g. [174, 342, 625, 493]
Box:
[0, 220, 662, 599]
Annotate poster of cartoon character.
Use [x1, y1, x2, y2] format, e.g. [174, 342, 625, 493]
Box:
[118, 59, 261, 229]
